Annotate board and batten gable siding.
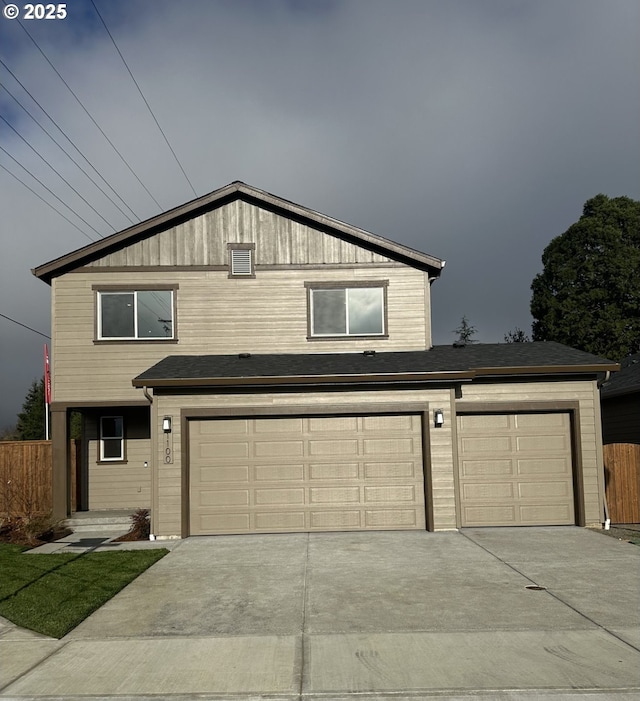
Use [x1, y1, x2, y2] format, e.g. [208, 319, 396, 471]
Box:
[88, 200, 398, 268]
[50, 266, 431, 402]
[151, 388, 455, 538]
[455, 379, 604, 525]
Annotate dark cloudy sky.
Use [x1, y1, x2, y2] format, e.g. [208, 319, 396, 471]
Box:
[0, 0, 638, 430]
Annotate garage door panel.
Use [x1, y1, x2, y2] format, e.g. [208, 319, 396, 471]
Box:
[363, 438, 416, 455]
[457, 412, 574, 527]
[460, 459, 514, 477]
[254, 418, 303, 433]
[364, 485, 418, 503]
[198, 489, 249, 507]
[255, 464, 305, 481]
[462, 482, 515, 500]
[460, 436, 513, 454]
[254, 488, 305, 505]
[310, 510, 361, 529]
[199, 466, 249, 483]
[517, 458, 572, 476]
[365, 509, 418, 528]
[308, 416, 358, 432]
[199, 442, 249, 459]
[516, 435, 570, 452]
[364, 461, 418, 479]
[517, 481, 573, 499]
[190, 413, 425, 535]
[310, 462, 359, 480]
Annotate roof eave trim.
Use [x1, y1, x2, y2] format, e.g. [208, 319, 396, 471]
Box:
[473, 363, 620, 377]
[132, 370, 474, 389]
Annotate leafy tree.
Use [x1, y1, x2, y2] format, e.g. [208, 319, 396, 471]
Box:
[15, 378, 45, 440]
[531, 194, 640, 360]
[504, 327, 530, 343]
[453, 315, 478, 345]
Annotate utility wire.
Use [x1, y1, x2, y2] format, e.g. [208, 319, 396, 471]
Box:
[0, 161, 97, 242]
[0, 313, 51, 340]
[7, 7, 165, 211]
[1, 83, 136, 226]
[90, 0, 198, 199]
[1, 114, 118, 232]
[0, 144, 103, 239]
[0, 57, 140, 221]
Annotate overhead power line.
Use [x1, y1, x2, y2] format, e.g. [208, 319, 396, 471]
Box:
[0, 144, 102, 240]
[9, 8, 164, 211]
[0, 57, 140, 221]
[0, 113, 118, 232]
[0, 161, 98, 242]
[0, 313, 51, 340]
[1, 82, 136, 226]
[90, 0, 198, 199]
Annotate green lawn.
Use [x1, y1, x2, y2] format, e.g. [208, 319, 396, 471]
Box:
[0, 543, 167, 638]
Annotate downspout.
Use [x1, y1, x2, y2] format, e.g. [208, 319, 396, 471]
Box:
[596, 373, 611, 529]
[142, 386, 157, 541]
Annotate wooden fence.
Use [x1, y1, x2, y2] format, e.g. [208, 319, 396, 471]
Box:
[604, 443, 640, 524]
[0, 440, 80, 517]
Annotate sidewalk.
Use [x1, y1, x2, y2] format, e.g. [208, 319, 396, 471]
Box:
[1, 527, 639, 699]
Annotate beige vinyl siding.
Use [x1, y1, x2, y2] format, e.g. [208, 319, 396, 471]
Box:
[456, 380, 603, 525]
[84, 412, 151, 510]
[51, 266, 430, 402]
[89, 201, 396, 268]
[152, 388, 453, 537]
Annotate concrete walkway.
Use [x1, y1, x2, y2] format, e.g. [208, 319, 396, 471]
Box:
[1, 527, 639, 700]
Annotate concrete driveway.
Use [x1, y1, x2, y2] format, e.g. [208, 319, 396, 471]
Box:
[1, 527, 639, 699]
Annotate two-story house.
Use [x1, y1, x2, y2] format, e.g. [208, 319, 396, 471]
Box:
[33, 182, 617, 538]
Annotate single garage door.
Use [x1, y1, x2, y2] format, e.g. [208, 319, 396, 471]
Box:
[189, 413, 425, 535]
[457, 412, 575, 526]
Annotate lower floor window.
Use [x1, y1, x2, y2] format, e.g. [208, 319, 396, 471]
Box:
[100, 416, 124, 461]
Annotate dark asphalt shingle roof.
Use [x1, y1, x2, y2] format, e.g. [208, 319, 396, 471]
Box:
[601, 353, 640, 398]
[133, 342, 617, 388]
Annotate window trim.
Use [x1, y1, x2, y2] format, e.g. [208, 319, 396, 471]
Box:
[227, 243, 256, 278]
[99, 415, 125, 463]
[305, 280, 389, 340]
[93, 285, 178, 343]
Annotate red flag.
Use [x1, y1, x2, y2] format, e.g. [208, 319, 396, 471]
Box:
[44, 344, 51, 404]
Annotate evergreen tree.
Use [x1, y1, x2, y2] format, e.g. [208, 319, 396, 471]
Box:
[531, 194, 640, 360]
[15, 378, 46, 440]
[453, 315, 478, 345]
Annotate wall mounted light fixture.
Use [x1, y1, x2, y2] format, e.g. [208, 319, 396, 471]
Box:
[434, 409, 444, 428]
[162, 416, 172, 433]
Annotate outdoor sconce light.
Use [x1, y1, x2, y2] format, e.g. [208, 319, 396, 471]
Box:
[434, 409, 444, 428]
[162, 417, 172, 433]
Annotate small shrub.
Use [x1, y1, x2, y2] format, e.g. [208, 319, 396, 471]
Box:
[116, 508, 150, 541]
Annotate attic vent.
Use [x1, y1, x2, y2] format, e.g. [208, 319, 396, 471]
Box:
[228, 243, 255, 277]
[363, 350, 376, 356]
[231, 249, 252, 275]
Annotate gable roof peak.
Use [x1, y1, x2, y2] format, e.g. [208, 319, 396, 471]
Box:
[32, 181, 445, 283]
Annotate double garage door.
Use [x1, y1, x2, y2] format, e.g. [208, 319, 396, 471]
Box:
[189, 414, 426, 535]
[188, 411, 576, 535]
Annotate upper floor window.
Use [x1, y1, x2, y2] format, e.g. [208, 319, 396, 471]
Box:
[97, 289, 174, 340]
[307, 282, 387, 338]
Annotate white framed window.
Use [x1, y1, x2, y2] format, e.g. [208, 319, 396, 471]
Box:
[100, 416, 124, 462]
[97, 290, 174, 340]
[308, 284, 386, 337]
[228, 243, 255, 278]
